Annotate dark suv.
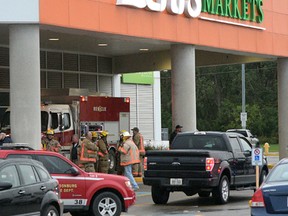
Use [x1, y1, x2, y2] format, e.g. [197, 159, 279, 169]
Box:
[0, 158, 63, 216]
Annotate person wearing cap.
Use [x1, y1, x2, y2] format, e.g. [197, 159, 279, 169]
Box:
[97, 131, 109, 173]
[169, 125, 183, 148]
[118, 131, 140, 191]
[116, 130, 126, 175]
[42, 129, 62, 152]
[131, 127, 145, 177]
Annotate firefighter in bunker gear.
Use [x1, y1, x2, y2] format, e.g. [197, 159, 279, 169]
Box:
[118, 131, 140, 190]
[42, 129, 62, 153]
[97, 131, 109, 173]
[79, 131, 98, 172]
[131, 127, 145, 177]
[91, 131, 99, 171]
[116, 130, 126, 175]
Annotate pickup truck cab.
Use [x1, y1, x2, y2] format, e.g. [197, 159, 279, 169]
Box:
[0, 144, 136, 216]
[143, 131, 268, 205]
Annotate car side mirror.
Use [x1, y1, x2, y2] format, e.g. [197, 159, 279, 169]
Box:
[71, 167, 80, 176]
[244, 150, 251, 156]
[0, 182, 13, 191]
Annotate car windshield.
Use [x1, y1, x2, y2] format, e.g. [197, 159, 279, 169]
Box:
[172, 134, 227, 151]
[266, 163, 288, 182]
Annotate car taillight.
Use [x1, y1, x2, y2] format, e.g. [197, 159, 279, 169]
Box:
[250, 189, 265, 207]
[206, 158, 215, 171]
[144, 157, 147, 171]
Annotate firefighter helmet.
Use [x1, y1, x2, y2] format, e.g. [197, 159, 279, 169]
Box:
[92, 131, 98, 138]
[119, 130, 126, 135]
[46, 129, 54, 135]
[122, 131, 131, 137]
[100, 131, 108, 137]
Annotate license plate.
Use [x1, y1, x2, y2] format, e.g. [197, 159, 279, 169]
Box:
[170, 178, 182, 185]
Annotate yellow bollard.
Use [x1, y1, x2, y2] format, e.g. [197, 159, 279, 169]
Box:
[264, 142, 270, 155]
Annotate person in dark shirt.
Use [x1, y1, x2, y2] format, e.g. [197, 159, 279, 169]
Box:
[70, 134, 80, 164]
[169, 125, 182, 149]
[0, 132, 12, 146]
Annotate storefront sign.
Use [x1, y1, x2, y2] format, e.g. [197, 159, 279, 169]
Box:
[122, 72, 154, 85]
[116, 0, 264, 23]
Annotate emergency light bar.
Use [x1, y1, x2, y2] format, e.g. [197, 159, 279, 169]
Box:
[1, 143, 34, 150]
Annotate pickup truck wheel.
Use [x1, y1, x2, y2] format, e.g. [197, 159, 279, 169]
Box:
[213, 175, 230, 204]
[90, 192, 121, 216]
[198, 191, 210, 198]
[151, 186, 170, 204]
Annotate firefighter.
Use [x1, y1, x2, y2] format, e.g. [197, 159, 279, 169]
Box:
[79, 131, 98, 172]
[131, 127, 145, 177]
[97, 131, 109, 173]
[91, 131, 99, 172]
[118, 131, 140, 191]
[116, 130, 126, 175]
[42, 129, 62, 153]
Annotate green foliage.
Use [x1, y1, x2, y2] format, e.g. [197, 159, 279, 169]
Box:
[161, 61, 278, 143]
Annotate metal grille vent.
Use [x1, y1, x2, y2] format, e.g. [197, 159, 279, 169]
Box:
[40, 51, 46, 69]
[0, 68, 9, 88]
[0, 47, 9, 66]
[98, 57, 112, 74]
[63, 53, 78, 71]
[47, 52, 62, 70]
[80, 55, 97, 72]
[80, 74, 96, 91]
[47, 72, 62, 89]
[99, 76, 112, 96]
[64, 73, 78, 88]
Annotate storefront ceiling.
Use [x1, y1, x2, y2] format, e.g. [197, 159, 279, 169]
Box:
[0, 24, 275, 64]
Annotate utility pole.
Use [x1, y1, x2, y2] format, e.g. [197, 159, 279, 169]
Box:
[241, 64, 247, 129]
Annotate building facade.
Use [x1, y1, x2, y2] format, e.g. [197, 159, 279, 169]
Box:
[1, 0, 288, 157]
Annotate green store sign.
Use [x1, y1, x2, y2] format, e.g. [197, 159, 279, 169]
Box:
[122, 72, 154, 85]
[117, 0, 264, 24]
[202, 0, 264, 23]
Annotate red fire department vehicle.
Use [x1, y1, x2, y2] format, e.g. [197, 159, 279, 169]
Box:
[0, 88, 130, 172]
[0, 143, 136, 216]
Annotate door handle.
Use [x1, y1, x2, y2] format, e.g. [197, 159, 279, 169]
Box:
[18, 190, 25, 195]
[40, 186, 47, 190]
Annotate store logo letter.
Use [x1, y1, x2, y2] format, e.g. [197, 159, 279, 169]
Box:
[116, 0, 202, 18]
[184, 0, 202, 18]
[116, 0, 146, 9]
[167, 0, 185, 15]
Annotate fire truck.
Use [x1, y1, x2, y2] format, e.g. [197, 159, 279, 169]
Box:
[0, 88, 131, 172]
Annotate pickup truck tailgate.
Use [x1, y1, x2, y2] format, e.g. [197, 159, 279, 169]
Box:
[144, 150, 214, 178]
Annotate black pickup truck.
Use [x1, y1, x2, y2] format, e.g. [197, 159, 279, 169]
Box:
[143, 131, 269, 204]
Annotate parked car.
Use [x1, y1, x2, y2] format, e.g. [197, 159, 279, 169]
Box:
[0, 143, 136, 216]
[0, 158, 63, 216]
[226, 129, 259, 145]
[250, 158, 288, 216]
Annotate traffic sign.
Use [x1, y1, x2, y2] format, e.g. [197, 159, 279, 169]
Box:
[252, 147, 263, 166]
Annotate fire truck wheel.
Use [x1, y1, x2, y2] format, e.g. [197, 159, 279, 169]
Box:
[109, 150, 116, 174]
[90, 192, 122, 216]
